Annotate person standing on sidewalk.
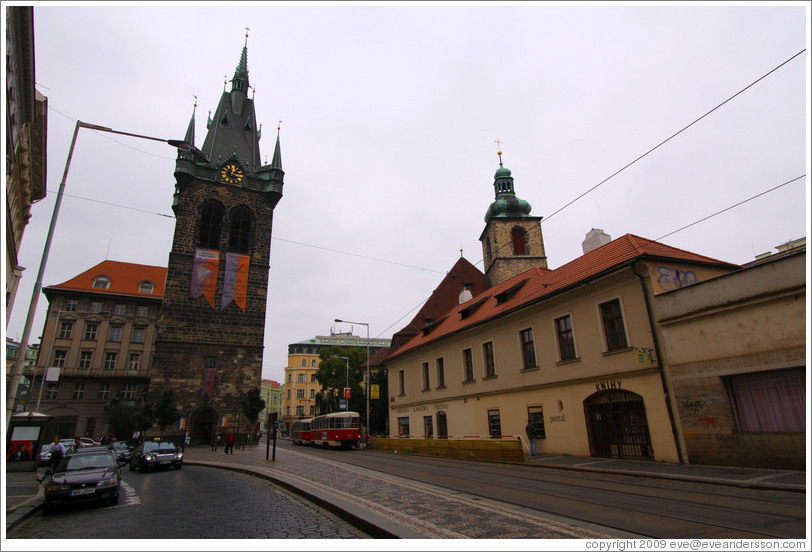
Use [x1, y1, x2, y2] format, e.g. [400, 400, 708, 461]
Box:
[38, 436, 66, 483]
[525, 419, 538, 457]
[224, 430, 235, 454]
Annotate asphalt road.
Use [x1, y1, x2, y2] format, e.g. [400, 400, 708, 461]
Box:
[7, 465, 371, 539]
[279, 439, 806, 539]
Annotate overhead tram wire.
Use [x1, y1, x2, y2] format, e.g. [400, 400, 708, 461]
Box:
[541, 48, 805, 224]
[470, 48, 807, 269]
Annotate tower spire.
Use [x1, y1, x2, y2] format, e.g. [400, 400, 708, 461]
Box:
[183, 96, 197, 149]
[231, 28, 250, 93]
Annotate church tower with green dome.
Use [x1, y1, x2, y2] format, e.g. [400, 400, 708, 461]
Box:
[148, 32, 284, 444]
[479, 148, 547, 286]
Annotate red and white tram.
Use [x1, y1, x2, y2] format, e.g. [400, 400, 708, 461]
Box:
[290, 418, 312, 445]
[310, 411, 363, 449]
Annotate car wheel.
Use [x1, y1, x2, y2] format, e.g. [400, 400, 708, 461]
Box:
[175, 463, 182, 470]
[129, 461, 135, 471]
[42, 502, 55, 516]
[109, 493, 119, 506]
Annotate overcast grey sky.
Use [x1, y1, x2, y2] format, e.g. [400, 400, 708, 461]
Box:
[6, 2, 809, 386]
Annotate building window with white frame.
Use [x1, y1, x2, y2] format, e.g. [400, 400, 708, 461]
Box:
[436, 357, 445, 388]
[108, 325, 122, 342]
[84, 323, 98, 340]
[65, 299, 78, 311]
[139, 281, 154, 294]
[93, 277, 110, 289]
[136, 305, 149, 318]
[123, 384, 138, 400]
[599, 299, 628, 351]
[131, 327, 145, 343]
[59, 321, 73, 339]
[45, 382, 58, 400]
[114, 303, 126, 316]
[98, 383, 111, 400]
[91, 301, 103, 313]
[483, 341, 496, 377]
[104, 351, 117, 370]
[79, 351, 93, 369]
[462, 348, 474, 382]
[73, 382, 86, 399]
[555, 315, 576, 361]
[128, 352, 141, 371]
[53, 349, 67, 368]
[519, 328, 537, 369]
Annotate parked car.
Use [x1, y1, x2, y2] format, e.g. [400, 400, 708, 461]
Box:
[111, 441, 134, 463]
[129, 440, 183, 472]
[39, 442, 76, 466]
[43, 446, 123, 514]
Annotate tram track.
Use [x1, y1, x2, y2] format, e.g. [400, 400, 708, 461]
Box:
[287, 443, 805, 539]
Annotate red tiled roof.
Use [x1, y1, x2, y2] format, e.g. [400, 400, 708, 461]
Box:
[385, 234, 738, 361]
[47, 260, 167, 298]
[390, 256, 490, 350]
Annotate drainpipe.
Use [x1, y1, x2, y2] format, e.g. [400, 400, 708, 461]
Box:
[632, 261, 685, 464]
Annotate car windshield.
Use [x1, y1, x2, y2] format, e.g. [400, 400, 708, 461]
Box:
[143, 442, 176, 453]
[63, 453, 116, 471]
[113, 442, 129, 450]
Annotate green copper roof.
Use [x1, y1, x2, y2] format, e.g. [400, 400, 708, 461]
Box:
[484, 159, 533, 222]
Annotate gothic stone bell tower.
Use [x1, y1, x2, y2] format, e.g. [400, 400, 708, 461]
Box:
[479, 149, 547, 286]
[148, 35, 284, 443]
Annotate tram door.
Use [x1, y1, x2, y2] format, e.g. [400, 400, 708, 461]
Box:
[584, 390, 653, 460]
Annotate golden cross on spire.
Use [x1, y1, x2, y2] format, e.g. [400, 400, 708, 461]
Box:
[244, 26, 250, 43]
[193, 95, 197, 109]
[495, 137, 504, 164]
[277, 120, 283, 131]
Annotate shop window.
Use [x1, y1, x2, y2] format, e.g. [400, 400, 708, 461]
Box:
[397, 417, 410, 438]
[488, 409, 502, 438]
[527, 405, 546, 439]
[727, 368, 805, 432]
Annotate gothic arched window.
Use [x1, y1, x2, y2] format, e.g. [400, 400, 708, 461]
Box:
[511, 227, 528, 255]
[228, 206, 254, 254]
[198, 201, 225, 250]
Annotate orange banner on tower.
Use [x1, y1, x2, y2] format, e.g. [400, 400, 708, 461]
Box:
[191, 248, 219, 309]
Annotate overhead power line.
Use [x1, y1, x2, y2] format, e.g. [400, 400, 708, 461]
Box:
[543, 49, 806, 223]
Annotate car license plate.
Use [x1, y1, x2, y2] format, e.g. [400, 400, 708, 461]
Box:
[160, 460, 170, 464]
[69, 488, 95, 496]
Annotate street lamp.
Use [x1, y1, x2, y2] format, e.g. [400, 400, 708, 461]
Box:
[334, 319, 370, 435]
[5, 120, 191, 426]
[331, 355, 350, 411]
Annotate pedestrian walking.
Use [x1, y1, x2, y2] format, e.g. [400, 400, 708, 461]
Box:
[525, 418, 538, 457]
[224, 430, 235, 454]
[37, 436, 66, 483]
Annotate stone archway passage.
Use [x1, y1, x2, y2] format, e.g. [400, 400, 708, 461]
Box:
[584, 389, 653, 460]
[190, 407, 217, 446]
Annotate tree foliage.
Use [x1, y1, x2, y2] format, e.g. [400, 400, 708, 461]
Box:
[240, 387, 266, 443]
[152, 389, 181, 436]
[315, 347, 366, 416]
[104, 397, 154, 440]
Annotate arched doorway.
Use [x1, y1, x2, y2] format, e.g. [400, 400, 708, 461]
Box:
[584, 389, 653, 460]
[190, 406, 217, 446]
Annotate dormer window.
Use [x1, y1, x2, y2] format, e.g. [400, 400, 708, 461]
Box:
[139, 281, 154, 294]
[92, 276, 110, 289]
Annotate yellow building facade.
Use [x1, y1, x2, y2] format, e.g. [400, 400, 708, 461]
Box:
[385, 238, 738, 463]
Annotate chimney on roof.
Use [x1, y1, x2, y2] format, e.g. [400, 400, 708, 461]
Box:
[582, 228, 612, 254]
[458, 283, 474, 304]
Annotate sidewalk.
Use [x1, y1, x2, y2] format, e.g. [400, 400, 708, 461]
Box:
[6, 443, 806, 536]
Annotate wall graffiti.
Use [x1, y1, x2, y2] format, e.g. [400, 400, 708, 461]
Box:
[655, 265, 698, 291]
[681, 399, 706, 412]
[698, 416, 719, 429]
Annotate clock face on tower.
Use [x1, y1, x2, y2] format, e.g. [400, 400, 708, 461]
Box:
[220, 163, 244, 184]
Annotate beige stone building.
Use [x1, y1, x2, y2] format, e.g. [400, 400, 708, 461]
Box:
[383, 157, 743, 463]
[28, 261, 164, 441]
[656, 246, 806, 469]
[384, 234, 739, 462]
